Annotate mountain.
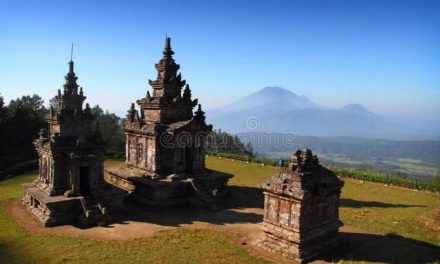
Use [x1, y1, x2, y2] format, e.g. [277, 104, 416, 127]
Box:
[207, 87, 440, 139]
[339, 104, 376, 117]
[217, 86, 325, 113]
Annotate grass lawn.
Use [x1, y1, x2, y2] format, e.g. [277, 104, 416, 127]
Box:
[0, 157, 439, 263]
[339, 179, 440, 245]
[0, 169, 268, 264]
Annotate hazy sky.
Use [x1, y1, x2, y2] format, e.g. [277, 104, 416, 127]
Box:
[1, 0, 439, 120]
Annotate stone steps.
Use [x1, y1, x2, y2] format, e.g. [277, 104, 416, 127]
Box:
[189, 178, 222, 210]
[78, 196, 107, 226]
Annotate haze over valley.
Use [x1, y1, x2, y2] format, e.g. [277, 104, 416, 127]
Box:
[206, 87, 440, 181]
[208, 86, 440, 140]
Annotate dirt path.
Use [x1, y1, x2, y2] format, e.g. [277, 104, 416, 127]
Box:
[4, 198, 378, 264]
[5, 199, 265, 241]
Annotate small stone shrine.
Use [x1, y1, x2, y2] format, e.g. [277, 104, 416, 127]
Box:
[22, 60, 119, 227]
[259, 149, 344, 263]
[106, 38, 233, 209]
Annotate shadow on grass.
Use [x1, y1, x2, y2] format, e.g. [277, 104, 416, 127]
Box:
[317, 231, 440, 263]
[223, 185, 264, 209]
[340, 198, 427, 208]
[0, 240, 38, 263]
[83, 185, 265, 229]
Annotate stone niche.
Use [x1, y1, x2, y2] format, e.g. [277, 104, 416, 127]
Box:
[259, 149, 344, 263]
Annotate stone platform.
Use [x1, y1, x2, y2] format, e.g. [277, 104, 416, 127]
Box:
[106, 167, 233, 210]
[23, 183, 82, 227]
[259, 219, 342, 262]
[22, 182, 127, 227]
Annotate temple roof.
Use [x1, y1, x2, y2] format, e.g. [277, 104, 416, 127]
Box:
[126, 37, 209, 128]
[148, 37, 187, 99]
[54, 60, 88, 116]
[64, 61, 79, 94]
[262, 149, 343, 198]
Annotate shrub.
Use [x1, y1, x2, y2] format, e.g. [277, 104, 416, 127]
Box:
[0, 159, 38, 180]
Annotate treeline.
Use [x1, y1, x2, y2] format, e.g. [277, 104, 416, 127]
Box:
[238, 132, 440, 166]
[0, 94, 47, 171]
[0, 94, 125, 176]
[335, 168, 440, 193]
[91, 105, 125, 158]
[206, 151, 279, 166]
[206, 129, 254, 157]
[207, 151, 440, 193]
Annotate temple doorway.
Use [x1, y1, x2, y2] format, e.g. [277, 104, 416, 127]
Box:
[185, 148, 194, 173]
[79, 166, 91, 195]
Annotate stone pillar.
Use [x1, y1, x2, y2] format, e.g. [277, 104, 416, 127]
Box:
[72, 166, 80, 194]
[259, 149, 344, 263]
[51, 159, 63, 195]
[125, 134, 130, 164]
[143, 138, 148, 168]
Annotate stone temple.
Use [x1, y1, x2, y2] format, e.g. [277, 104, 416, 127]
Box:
[22, 60, 120, 227]
[106, 38, 233, 209]
[259, 149, 344, 263]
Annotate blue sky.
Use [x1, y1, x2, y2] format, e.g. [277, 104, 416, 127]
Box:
[0, 0, 439, 120]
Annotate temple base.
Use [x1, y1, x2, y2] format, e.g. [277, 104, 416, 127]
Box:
[22, 183, 80, 227]
[258, 220, 342, 263]
[105, 167, 233, 210]
[22, 182, 126, 227]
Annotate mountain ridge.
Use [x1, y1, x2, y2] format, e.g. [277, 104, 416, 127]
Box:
[207, 87, 440, 140]
[211, 86, 325, 113]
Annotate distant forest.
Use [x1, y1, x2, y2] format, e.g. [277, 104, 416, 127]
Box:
[0, 94, 124, 172]
[206, 129, 254, 157]
[238, 133, 440, 165]
[238, 132, 440, 180]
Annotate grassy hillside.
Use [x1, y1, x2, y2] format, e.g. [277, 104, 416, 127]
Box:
[0, 157, 439, 263]
[207, 157, 440, 245]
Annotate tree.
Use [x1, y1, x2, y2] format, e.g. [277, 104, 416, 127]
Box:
[206, 129, 254, 157]
[91, 104, 104, 116]
[245, 142, 254, 156]
[8, 94, 47, 116]
[0, 94, 7, 122]
[0, 94, 47, 170]
[48, 96, 59, 112]
[92, 105, 125, 157]
[0, 94, 8, 168]
[433, 174, 440, 187]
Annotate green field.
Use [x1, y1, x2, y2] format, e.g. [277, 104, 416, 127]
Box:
[264, 151, 440, 182]
[0, 157, 439, 263]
